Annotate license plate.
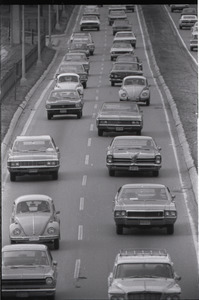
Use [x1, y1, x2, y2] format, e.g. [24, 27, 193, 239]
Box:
[60, 109, 67, 113]
[116, 127, 123, 131]
[30, 236, 39, 241]
[16, 292, 29, 298]
[140, 220, 151, 225]
[29, 169, 38, 173]
[129, 166, 139, 171]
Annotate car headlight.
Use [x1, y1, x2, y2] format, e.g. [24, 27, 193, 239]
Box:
[46, 104, 51, 109]
[107, 155, 113, 163]
[10, 162, 20, 167]
[13, 228, 21, 235]
[47, 161, 56, 166]
[75, 102, 81, 108]
[114, 211, 126, 217]
[140, 88, 149, 98]
[110, 295, 125, 300]
[46, 277, 54, 285]
[165, 295, 180, 300]
[155, 155, 161, 164]
[165, 211, 177, 217]
[47, 227, 56, 234]
[132, 121, 140, 125]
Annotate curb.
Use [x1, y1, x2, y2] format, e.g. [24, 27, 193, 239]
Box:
[1, 6, 79, 163]
[139, 5, 198, 203]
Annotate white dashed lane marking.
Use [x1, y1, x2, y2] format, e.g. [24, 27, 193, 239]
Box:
[79, 197, 84, 211]
[78, 225, 83, 240]
[89, 124, 94, 131]
[82, 175, 87, 186]
[87, 138, 92, 147]
[74, 259, 81, 279]
[85, 155, 89, 165]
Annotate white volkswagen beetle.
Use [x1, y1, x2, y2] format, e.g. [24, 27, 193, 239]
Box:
[54, 72, 84, 97]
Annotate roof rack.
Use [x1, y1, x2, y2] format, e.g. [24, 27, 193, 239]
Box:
[119, 248, 168, 257]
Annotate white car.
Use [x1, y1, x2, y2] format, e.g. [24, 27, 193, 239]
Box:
[179, 15, 197, 29]
[113, 31, 136, 48]
[54, 73, 84, 97]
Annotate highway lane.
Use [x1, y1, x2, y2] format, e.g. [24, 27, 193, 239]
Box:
[2, 5, 198, 300]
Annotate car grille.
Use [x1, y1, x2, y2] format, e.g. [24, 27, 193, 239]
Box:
[128, 293, 162, 300]
[51, 104, 76, 109]
[2, 279, 46, 288]
[114, 51, 131, 55]
[127, 211, 164, 218]
[101, 120, 136, 125]
[18, 161, 56, 166]
[82, 22, 98, 26]
[112, 157, 155, 163]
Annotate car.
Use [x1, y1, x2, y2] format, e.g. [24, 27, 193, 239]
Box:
[106, 135, 162, 176]
[54, 73, 84, 97]
[96, 102, 143, 136]
[125, 4, 135, 12]
[116, 53, 143, 70]
[2, 244, 58, 300]
[119, 75, 150, 105]
[109, 62, 143, 86]
[83, 7, 100, 19]
[64, 52, 90, 73]
[113, 30, 136, 47]
[46, 89, 84, 119]
[113, 182, 177, 234]
[170, 4, 189, 12]
[112, 20, 132, 35]
[108, 248, 181, 299]
[179, 15, 197, 29]
[7, 135, 60, 181]
[69, 31, 93, 43]
[181, 7, 197, 16]
[68, 41, 90, 57]
[110, 41, 134, 61]
[108, 5, 127, 13]
[191, 21, 198, 33]
[9, 194, 60, 249]
[108, 10, 127, 26]
[71, 36, 95, 55]
[190, 31, 198, 51]
[80, 15, 100, 31]
[56, 62, 88, 88]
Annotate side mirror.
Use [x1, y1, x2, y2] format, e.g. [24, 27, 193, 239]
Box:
[56, 147, 59, 152]
[174, 273, 181, 281]
[157, 146, 161, 151]
[108, 272, 113, 286]
[53, 261, 58, 266]
[171, 195, 176, 201]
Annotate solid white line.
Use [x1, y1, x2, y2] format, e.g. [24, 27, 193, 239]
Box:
[137, 5, 198, 259]
[82, 175, 87, 186]
[74, 259, 81, 279]
[90, 124, 94, 131]
[85, 154, 89, 165]
[79, 197, 84, 210]
[164, 5, 198, 66]
[87, 138, 92, 147]
[78, 225, 83, 240]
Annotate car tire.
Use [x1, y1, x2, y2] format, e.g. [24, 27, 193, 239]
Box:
[54, 239, 60, 250]
[47, 112, 52, 120]
[190, 47, 193, 51]
[137, 130, 141, 136]
[153, 170, 159, 177]
[10, 173, 16, 182]
[83, 82, 87, 89]
[146, 98, 150, 106]
[77, 111, 82, 119]
[111, 81, 115, 86]
[109, 169, 115, 177]
[52, 171, 58, 180]
[116, 225, 123, 235]
[167, 224, 174, 235]
[98, 129, 103, 136]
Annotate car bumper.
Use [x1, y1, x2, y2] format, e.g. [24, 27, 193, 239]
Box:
[8, 166, 59, 175]
[114, 217, 176, 227]
[2, 288, 56, 299]
[80, 24, 100, 30]
[10, 235, 59, 243]
[98, 125, 142, 133]
[180, 22, 197, 28]
[107, 163, 161, 172]
[120, 96, 150, 102]
[47, 108, 82, 115]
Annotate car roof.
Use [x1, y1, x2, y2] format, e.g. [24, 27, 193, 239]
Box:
[57, 73, 80, 78]
[120, 183, 167, 189]
[2, 244, 48, 252]
[113, 135, 152, 141]
[115, 31, 134, 35]
[51, 88, 78, 93]
[15, 135, 51, 141]
[14, 194, 53, 204]
[123, 75, 146, 80]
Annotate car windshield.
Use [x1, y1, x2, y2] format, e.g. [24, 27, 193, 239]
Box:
[113, 43, 131, 48]
[113, 64, 138, 71]
[115, 263, 173, 279]
[3, 250, 49, 266]
[110, 10, 125, 15]
[82, 16, 98, 20]
[119, 187, 168, 201]
[103, 103, 138, 112]
[12, 139, 54, 152]
[58, 75, 78, 83]
[70, 43, 87, 50]
[113, 138, 154, 149]
[49, 91, 79, 101]
[16, 200, 51, 214]
[65, 54, 86, 61]
[117, 33, 133, 37]
[124, 78, 145, 85]
[59, 65, 83, 73]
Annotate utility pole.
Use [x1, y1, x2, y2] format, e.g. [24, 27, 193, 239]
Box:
[20, 5, 27, 85]
[48, 5, 52, 48]
[37, 5, 42, 66]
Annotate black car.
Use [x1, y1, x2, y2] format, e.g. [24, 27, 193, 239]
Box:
[112, 19, 132, 35]
[116, 54, 143, 70]
[110, 62, 143, 86]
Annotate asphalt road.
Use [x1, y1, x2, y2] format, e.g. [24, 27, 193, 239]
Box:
[2, 5, 198, 300]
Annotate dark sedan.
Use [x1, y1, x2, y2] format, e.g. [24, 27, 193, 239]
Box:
[109, 62, 143, 86]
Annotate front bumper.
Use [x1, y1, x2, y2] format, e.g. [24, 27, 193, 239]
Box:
[8, 165, 59, 175]
[47, 108, 82, 116]
[10, 234, 59, 244]
[2, 288, 56, 299]
[98, 124, 142, 133]
[107, 163, 161, 172]
[120, 95, 149, 103]
[114, 217, 176, 227]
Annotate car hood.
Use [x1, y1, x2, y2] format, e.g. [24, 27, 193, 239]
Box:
[99, 111, 141, 119]
[115, 200, 170, 211]
[109, 278, 181, 294]
[123, 85, 145, 98]
[2, 265, 53, 279]
[8, 151, 58, 161]
[15, 214, 51, 235]
[112, 148, 155, 158]
[47, 99, 80, 105]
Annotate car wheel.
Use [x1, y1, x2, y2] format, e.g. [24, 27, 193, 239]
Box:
[116, 225, 123, 235]
[153, 170, 159, 177]
[98, 129, 103, 136]
[77, 111, 82, 119]
[10, 173, 16, 182]
[109, 169, 115, 177]
[52, 171, 58, 180]
[111, 57, 113, 61]
[111, 81, 115, 86]
[167, 224, 174, 235]
[137, 130, 141, 136]
[47, 112, 52, 120]
[146, 98, 150, 106]
[83, 82, 87, 89]
[54, 238, 60, 250]
[190, 47, 193, 51]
